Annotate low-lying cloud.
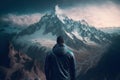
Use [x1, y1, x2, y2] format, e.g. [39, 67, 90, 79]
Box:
[2, 13, 43, 27]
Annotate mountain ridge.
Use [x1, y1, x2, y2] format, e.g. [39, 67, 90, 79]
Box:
[14, 12, 111, 50]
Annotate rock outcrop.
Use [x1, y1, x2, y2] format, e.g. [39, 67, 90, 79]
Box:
[0, 44, 45, 80]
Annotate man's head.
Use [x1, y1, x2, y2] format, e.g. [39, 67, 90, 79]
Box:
[57, 36, 64, 44]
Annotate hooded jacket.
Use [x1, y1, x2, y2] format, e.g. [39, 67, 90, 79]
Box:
[45, 44, 76, 80]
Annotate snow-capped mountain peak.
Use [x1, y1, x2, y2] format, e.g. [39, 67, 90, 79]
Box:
[15, 12, 111, 50]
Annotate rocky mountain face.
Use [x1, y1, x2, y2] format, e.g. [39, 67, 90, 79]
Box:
[14, 13, 111, 51]
[0, 44, 45, 80]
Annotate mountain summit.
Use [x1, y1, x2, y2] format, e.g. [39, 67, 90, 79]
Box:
[15, 12, 110, 50]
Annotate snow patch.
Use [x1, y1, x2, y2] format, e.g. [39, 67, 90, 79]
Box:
[72, 30, 83, 41]
[64, 30, 73, 39]
[57, 15, 65, 24]
[84, 37, 96, 45]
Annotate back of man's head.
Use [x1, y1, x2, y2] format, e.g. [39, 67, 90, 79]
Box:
[57, 36, 64, 44]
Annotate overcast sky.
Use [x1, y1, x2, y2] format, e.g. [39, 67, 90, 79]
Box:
[0, 0, 120, 14]
[0, 0, 120, 28]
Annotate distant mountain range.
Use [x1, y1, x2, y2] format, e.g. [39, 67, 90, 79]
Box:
[100, 27, 120, 34]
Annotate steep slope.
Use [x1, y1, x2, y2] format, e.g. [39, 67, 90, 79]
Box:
[0, 44, 45, 80]
[14, 13, 86, 50]
[77, 35, 120, 80]
[14, 13, 111, 50]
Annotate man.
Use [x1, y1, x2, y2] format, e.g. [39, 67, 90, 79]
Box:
[45, 36, 76, 80]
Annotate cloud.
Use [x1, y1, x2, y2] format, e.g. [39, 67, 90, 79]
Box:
[2, 13, 43, 27]
[55, 5, 63, 15]
[56, 2, 120, 28]
[1, 2, 120, 28]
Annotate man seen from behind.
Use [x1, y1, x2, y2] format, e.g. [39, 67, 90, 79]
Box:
[45, 36, 76, 80]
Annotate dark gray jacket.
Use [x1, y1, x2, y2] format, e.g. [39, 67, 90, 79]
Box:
[45, 44, 76, 80]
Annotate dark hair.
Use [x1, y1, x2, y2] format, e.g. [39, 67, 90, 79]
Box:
[57, 36, 64, 44]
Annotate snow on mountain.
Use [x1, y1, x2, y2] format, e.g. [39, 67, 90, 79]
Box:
[61, 14, 110, 44]
[17, 26, 56, 48]
[13, 12, 111, 52]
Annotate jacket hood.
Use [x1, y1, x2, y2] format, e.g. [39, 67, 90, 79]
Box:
[52, 44, 68, 56]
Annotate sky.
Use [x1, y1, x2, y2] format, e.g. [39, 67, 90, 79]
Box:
[0, 0, 120, 28]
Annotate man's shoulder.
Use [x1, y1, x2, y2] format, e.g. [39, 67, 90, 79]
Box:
[66, 50, 75, 58]
[46, 51, 54, 58]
